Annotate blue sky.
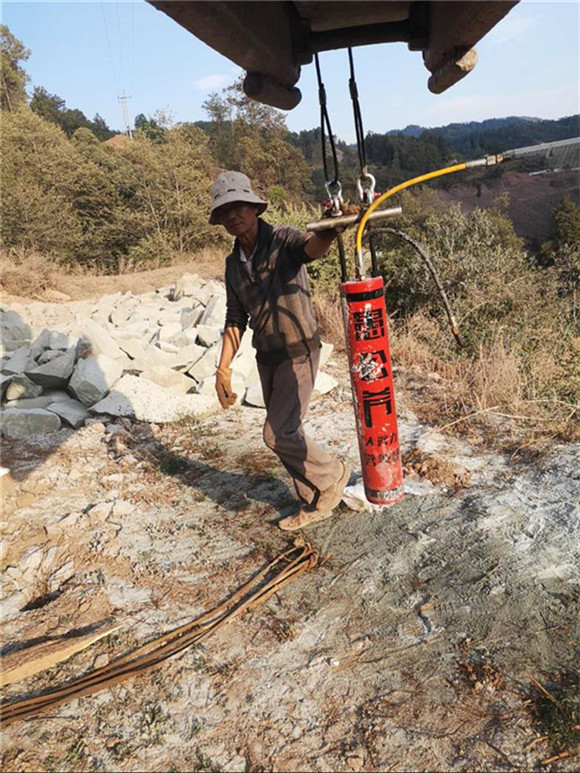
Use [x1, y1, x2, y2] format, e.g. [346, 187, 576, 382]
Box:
[3, 0, 579, 140]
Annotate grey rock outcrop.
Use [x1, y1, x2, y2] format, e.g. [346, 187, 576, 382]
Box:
[69, 355, 123, 406]
[5, 375, 43, 401]
[3, 346, 34, 375]
[26, 346, 76, 389]
[90, 374, 217, 423]
[0, 408, 61, 439]
[1, 310, 31, 351]
[4, 391, 70, 410]
[1, 275, 338, 436]
[47, 398, 90, 428]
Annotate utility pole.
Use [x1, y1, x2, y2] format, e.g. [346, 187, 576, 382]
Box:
[118, 90, 133, 139]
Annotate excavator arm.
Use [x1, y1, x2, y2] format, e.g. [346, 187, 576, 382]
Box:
[148, 1, 519, 109]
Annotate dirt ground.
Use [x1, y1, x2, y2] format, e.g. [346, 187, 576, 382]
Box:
[1, 286, 579, 773]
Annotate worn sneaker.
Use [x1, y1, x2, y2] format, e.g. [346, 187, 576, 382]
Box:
[316, 462, 351, 512]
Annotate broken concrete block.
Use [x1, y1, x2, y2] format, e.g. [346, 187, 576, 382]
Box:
[1, 374, 12, 397]
[157, 341, 180, 354]
[37, 349, 67, 365]
[130, 344, 191, 372]
[2, 345, 33, 375]
[68, 354, 123, 406]
[231, 345, 256, 380]
[0, 408, 61, 439]
[196, 281, 226, 306]
[5, 375, 43, 402]
[195, 377, 217, 397]
[30, 329, 51, 361]
[235, 327, 254, 359]
[112, 320, 154, 340]
[196, 325, 221, 348]
[180, 305, 204, 331]
[90, 374, 218, 423]
[157, 323, 182, 343]
[48, 331, 73, 351]
[140, 365, 196, 395]
[231, 372, 245, 405]
[4, 391, 70, 410]
[89, 292, 122, 325]
[46, 398, 90, 428]
[198, 294, 227, 328]
[244, 360, 260, 388]
[109, 306, 130, 327]
[78, 319, 126, 360]
[172, 328, 199, 348]
[320, 341, 334, 368]
[244, 384, 266, 408]
[312, 371, 338, 398]
[26, 346, 76, 389]
[172, 273, 204, 299]
[157, 306, 187, 325]
[186, 345, 219, 382]
[169, 344, 205, 371]
[114, 337, 149, 362]
[0, 310, 31, 351]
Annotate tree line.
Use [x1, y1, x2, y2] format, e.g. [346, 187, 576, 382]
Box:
[1, 22, 578, 300]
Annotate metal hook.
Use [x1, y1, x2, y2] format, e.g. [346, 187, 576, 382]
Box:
[325, 180, 344, 216]
[356, 172, 376, 207]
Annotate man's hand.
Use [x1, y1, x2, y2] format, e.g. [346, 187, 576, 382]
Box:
[215, 366, 237, 409]
[305, 226, 344, 260]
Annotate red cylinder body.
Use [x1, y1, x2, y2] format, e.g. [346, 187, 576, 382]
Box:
[340, 276, 404, 505]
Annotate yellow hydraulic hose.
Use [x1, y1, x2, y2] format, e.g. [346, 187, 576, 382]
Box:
[355, 162, 468, 261]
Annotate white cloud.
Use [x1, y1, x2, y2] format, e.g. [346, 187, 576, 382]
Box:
[485, 14, 539, 46]
[193, 74, 232, 91]
[425, 85, 579, 126]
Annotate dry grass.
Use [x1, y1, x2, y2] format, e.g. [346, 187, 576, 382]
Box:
[1, 247, 227, 302]
[310, 289, 578, 447]
[3, 246, 577, 448]
[0, 250, 83, 300]
[390, 311, 580, 446]
[312, 290, 346, 353]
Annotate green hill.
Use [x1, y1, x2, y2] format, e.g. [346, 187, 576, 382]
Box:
[387, 115, 580, 157]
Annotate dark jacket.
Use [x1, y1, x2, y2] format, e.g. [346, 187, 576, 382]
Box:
[224, 220, 320, 364]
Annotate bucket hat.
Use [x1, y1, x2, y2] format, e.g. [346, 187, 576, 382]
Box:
[209, 171, 268, 224]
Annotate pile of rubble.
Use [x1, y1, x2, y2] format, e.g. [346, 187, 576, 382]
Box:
[0, 274, 336, 439]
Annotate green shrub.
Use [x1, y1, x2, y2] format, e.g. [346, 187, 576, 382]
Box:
[128, 232, 174, 268]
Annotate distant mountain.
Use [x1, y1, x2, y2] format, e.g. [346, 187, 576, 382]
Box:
[386, 115, 580, 157]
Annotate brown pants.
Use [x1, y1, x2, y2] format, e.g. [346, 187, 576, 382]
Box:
[258, 347, 343, 506]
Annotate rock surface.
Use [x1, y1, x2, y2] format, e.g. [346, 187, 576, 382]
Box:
[1, 278, 578, 773]
[90, 374, 217, 423]
[2, 276, 337, 440]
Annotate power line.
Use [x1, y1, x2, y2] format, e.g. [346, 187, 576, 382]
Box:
[115, 0, 125, 89]
[100, 1, 119, 95]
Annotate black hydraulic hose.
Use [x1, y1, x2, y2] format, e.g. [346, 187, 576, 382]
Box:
[337, 233, 348, 282]
[367, 227, 464, 347]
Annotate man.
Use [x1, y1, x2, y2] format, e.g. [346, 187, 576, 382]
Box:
[209, 171, 350, 531]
